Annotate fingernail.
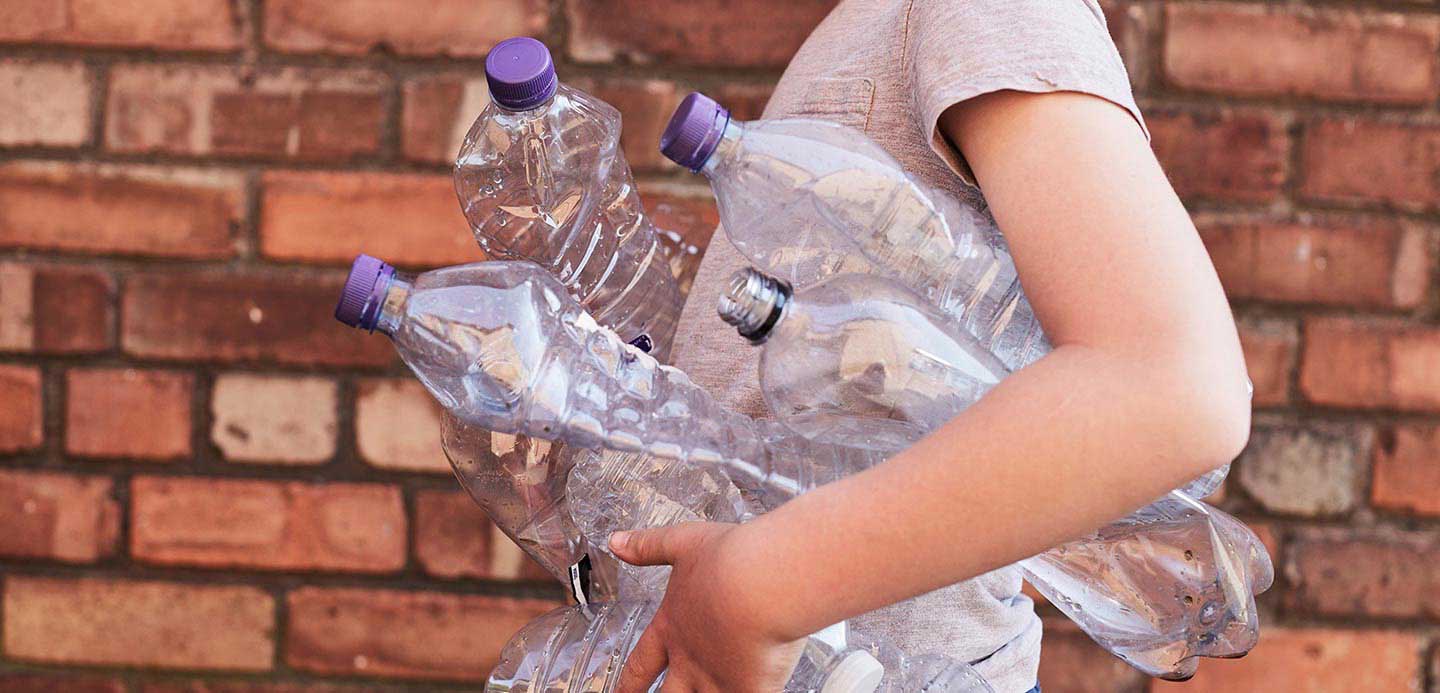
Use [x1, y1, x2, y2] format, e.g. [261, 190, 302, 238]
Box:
[610, 531, 630, 550]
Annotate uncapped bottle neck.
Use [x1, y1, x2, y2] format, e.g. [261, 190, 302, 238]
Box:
[718, 267, 790, 343]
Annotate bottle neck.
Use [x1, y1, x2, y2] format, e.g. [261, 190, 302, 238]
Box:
[374, 273, 414, 336]
[717, 268, 790, 343]
[699, 119, 743, 176]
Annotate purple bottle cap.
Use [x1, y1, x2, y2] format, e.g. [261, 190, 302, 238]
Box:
[660, 92, 730, 172]
[335, 254, 396, 331]
[485, 37, 558, 111]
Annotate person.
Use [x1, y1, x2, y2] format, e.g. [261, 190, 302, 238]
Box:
[609, 1, 1252, 691]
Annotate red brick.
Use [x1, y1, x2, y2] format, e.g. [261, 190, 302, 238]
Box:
[1150, 628, 1421, 692]
[1148, 109, 1288, 203]
[566, 0, 838, 68]
[400, 75, 485, 163]
[1300, 317, 1440, 411]
[1200, 219, 1429, 309]
[143, 683, 353, 693]
[0, 0, 240, 51]
[1164, 6, 1440, 104]
[211, 374, 337, 465]
[0, 161, 241, 259]
[66, 368, 192, 460]
[0, 673, 125, 693]
[1301, 118, 1440, 213]
[285, 587, 561, 680]
[572, 78, 685, 172]
[264, 0, 547, 57]
[354, 378, 450, 474]
[260, 171, 476, 267]
[0, 364, 43, 453]
[1373, 425, 1440, 517]
[0, 469, 118, 563]
[1284, 533, 1439, 620]
[708, 82, 776, 122]
[1, 263, 116, 354]
[414, 489, 551, 581]
[107, 65, 386, 161]
[1037, 618, 1144, 693]
[121, 271, 394, 368]
[4, 576, 274, 671]
[0, 60, 90, 146]
[131, 476, 405, 573]
[1238, 318, 1296, 407]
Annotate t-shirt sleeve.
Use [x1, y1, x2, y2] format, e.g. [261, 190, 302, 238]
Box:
[905, 0, 1147, 186]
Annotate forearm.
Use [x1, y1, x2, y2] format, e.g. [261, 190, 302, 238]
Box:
[728, 341, 1249, 641]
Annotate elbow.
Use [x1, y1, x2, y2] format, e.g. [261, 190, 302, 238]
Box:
[1167, 359, 1253, 475]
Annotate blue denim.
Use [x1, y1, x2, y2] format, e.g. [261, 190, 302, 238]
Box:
[1027, 687, 1041, 693]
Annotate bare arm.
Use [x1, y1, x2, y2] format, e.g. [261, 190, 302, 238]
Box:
[613, 90, 1251, 690]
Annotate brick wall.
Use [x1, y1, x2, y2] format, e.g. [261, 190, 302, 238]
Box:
[0, 1, 1435, 691]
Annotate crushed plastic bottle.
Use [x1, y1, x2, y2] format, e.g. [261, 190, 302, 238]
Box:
[718, 267, 1271, 679]
[446, 37, 690, 598]
[660, 91, 1045, 370]
[486, 600, 993, 693]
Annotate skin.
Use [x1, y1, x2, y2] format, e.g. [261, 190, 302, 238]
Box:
[610, 89, 1253, 693]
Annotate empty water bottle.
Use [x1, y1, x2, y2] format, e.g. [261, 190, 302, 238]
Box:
[660, 91, 1045, 370]
[486, 600, 993, 693]
[456, 37, 682, 358]
[719, 267, 1271, 679]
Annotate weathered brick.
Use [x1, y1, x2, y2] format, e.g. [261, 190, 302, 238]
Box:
[0, 263, 116, 354]
[1152, 628, 1422, 692]
[414, 489, 551, 581]
[3, 576, 274, 671]
[1164, 6, 1440, 104]
[0, 469, 118, 563]
[107, 65, 386, 161]
[1238, 318, 1296, 407]
[1301, 118, 1440, 213]
[1235, 424, 1366, 517]
[0, 60, 90, 147]
[211, 374, 337, 465]
[1285, 532, 1439, 620]
[1300, 317, 1440, 411]
[0, 0, 241, 51]
[260, 171, 476, 267]
[66, 368, 192, 460]
[355, 378, 450, 474]
[707, 82, 776, 122]
[566, 0, 838, 68]
[1373, 425, 1440, 517]
[122, 271, 394, 368]
[400, 75, 488, 164]
[142, 682, 355, 693]
[1149, 108, 1288, 203]
[0, 673, 125, 693]
[264, 0, 547, 57]
[131, 476, 405, 573]
[285, 587, 560, 680]
[0, 161, 241, 258]
[1200, 219, 1429, 309]
[1038, 618, 1144, 693]
[0, 364, 43, 453]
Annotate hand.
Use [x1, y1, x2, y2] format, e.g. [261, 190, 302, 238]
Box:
[610, 522, 806, 693]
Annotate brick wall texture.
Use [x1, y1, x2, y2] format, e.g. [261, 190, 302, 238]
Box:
[0, 1, 1436, 691]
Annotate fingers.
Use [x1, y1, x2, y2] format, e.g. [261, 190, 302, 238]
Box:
[609, 522, 711, 567]
[615, 625, 668, 693]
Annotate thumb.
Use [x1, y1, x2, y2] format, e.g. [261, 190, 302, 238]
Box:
[609, 522, 712, 567]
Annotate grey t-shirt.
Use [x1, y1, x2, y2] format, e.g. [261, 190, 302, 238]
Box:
[670, 1, 1146, 690]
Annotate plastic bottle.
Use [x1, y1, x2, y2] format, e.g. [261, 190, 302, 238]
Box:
[456, 37, 682, 357]
[718, 267, 1270, 679]
[447, 37, 691, 599]
[660, 91, 1045, 370]
[486, 600, 993, 693]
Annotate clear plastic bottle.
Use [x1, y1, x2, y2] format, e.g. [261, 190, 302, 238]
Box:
[447, 38, 690, 598]
[719, 267, 1270, 680]
[660, 91, 1046, 370]
[486, 600, 993, 693]
[456, 37, 682, 357]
